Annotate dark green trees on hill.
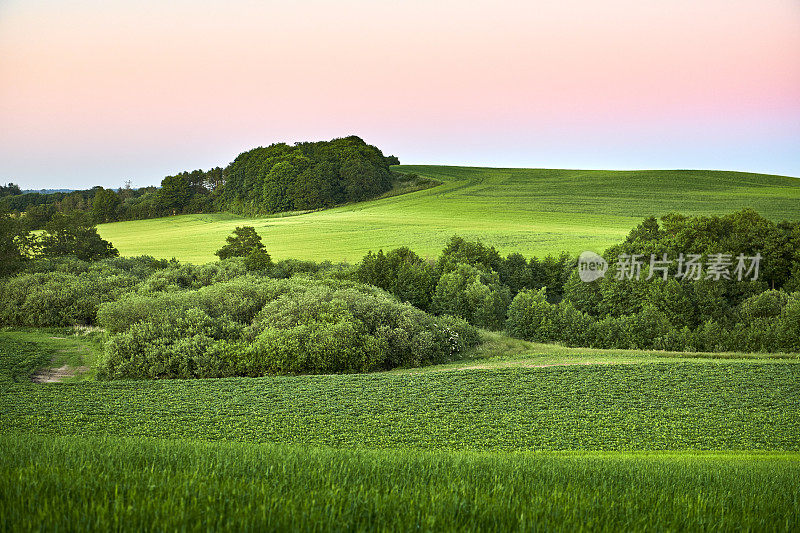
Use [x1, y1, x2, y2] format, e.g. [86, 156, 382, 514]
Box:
[2, 137, 396, 227]
[222, 136, 395, 214]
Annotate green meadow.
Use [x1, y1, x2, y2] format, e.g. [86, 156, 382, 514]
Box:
[97, 166, 800, 263]
[2, 434, 798, 532]
[2, 331, 799, 530]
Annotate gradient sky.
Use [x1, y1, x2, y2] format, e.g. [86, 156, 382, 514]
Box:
[1, 0, 799, 189]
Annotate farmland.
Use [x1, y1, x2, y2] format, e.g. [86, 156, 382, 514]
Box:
[96, 166, 800, 263]
[2, 324, 800, 530]
[2, 353, 798, 451]
[2, 433, 798, 532]
[1, 339, 799, 530]
[5, 165, 800, 530]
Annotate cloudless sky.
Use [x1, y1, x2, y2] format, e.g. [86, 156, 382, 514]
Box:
[1, 0, 799, 189]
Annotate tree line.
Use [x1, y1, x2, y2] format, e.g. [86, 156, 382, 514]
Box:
[0, 136, 400, 228]
[2, 208, 799, 379]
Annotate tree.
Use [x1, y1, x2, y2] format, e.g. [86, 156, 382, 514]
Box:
[263, 161, 297, 213]
[244, 248, 273, 271]
[506, 288, 559, 342]
[0, 206, 32, 276]
[91, 187, 121, 223]
[437, 236, 503, 275]
[431, 263, 511, 330]
[38, 213, 119, 261]
[498, 252, 533, 295]
[216, 226, 266, 260]
[0, 183, 22, 197]
[159, 174, 192, 213]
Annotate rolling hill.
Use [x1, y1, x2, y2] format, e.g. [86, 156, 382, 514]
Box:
[97, 166, 800, 263]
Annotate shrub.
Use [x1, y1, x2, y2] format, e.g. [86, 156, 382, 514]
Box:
[0, 270, 140, 326]
[98, 277, 479, 379]
[505, 288, 559, 342]
[356, 247, 436, 311]
[436, 236, 503, 275]
[776, 292, 800, 352]
[555, 301, 596, 347]
[432, 263, 511, 330]
[738, 290, 789, 322]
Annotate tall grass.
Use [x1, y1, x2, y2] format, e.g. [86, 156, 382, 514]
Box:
[2, 433, 798, 532]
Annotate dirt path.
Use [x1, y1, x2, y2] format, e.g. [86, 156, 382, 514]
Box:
[31, 364, 89, 383]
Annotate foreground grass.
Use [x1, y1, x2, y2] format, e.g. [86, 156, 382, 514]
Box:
[2, 362, 798, 450]
[97, 166, 800, 263]
[1, 433, 797, 532]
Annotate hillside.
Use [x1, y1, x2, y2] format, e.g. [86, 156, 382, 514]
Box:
[97, 166, 800, 263]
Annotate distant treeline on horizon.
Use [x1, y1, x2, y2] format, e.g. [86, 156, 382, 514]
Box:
[0, 136, 401, 228]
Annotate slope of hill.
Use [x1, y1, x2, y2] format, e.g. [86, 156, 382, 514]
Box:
[97, 166, 800, 263]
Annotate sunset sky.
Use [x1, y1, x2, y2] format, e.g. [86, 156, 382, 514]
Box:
[1, 0, 799, 189]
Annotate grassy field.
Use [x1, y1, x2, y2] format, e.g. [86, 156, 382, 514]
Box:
[97, 166, 800, 263]
[2, 433, 797, 532]
[3, 329, 799, 529]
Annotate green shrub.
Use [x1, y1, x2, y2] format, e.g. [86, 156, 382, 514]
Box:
[436, 236, 503, 275]
[432, 263, 511, 330]
[618, 305, 672, 350]
[505, 288, 559, 342]
[98, 277, 478, 379]
[776, 292, 800, 352]
[0, 271, 140, 326]
[738, 290, 789, 322]
[356, 247, 436, 310]
[555, 301, 596, 347]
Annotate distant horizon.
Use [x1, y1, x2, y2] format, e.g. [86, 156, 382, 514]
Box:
[12, 160, 800, 194]
[2, 0, 798, 188]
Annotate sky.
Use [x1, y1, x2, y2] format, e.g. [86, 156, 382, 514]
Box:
[1, 0, 799, 189]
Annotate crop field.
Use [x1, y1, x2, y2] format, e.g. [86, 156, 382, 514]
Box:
[2, 328, 800, 529]
[2, 433, 798, 532]
[3, 360, 799, 451]
[97, 166, 800, 263]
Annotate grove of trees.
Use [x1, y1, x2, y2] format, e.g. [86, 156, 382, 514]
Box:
[0, 136, 400, 228]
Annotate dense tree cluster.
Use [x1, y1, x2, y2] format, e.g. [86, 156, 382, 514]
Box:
[0, 209, 117, 276]
[0, 137, 399, 227]
[0, 183, 22, 197]
[353, 210, 800, 353]
[221, 136, 396, 214]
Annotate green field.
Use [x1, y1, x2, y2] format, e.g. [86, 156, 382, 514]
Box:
[3, 330, 798, 451]
[97, 166, 800, 263]
[2, 434, 797, 532]
[2, 328, 799, 529]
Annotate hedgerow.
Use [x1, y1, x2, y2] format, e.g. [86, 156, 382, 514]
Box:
[97, 277, 478, 379]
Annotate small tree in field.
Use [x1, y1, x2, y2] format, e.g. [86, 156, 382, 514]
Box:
[216, 226, 265, 260]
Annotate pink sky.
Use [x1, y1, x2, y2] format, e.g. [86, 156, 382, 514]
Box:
[1, 0, 799, 188]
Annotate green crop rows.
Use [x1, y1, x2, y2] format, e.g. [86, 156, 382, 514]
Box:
[2, 363, 798, 451]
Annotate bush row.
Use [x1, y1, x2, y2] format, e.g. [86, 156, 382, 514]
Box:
[507, 288, 800, 353]
[97, 277, 478, 379]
